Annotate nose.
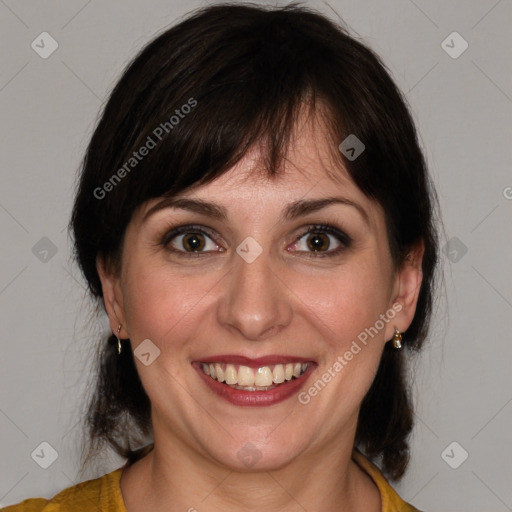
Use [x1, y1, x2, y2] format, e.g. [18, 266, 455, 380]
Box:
[217, 246, 293, 341]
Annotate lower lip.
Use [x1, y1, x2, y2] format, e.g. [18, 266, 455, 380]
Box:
[193, 363, 315, 407]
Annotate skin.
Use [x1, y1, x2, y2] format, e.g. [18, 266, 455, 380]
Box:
[98, 109, 424, 512]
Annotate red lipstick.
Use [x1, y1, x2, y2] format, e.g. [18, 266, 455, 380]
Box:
[192, 360, 316, 407]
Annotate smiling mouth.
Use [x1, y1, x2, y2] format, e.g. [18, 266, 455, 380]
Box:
[199, 362, 310, 391]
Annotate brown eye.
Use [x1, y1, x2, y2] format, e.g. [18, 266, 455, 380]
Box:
[306, 233, 331, 252]
[181, 232, 206, 252]
[161, 225, 221, 254]
[290, 225, 352, 257]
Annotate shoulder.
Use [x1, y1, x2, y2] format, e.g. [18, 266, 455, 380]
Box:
[352, 450, 422, 512]
[1, 498, 49, 512]
[1, 467, 126, 512]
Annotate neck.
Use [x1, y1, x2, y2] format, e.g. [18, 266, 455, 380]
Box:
[120, 430, 380, 512]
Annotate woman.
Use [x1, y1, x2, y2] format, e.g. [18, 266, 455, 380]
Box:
[5, 3, 439, 511]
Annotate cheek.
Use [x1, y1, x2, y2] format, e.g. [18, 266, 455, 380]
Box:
[294, 261, 392, 424]
[121, 259, 221, 346]
[296, 255, 394, 348]
[120, 261, 221, 406]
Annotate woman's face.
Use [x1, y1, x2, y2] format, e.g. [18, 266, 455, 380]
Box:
[99, 112, 423, 471]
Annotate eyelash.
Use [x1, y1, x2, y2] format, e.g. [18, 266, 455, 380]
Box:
[159, 224, 352, 258]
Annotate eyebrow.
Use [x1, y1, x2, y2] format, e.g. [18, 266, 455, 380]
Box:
[142, 196, 369, 225]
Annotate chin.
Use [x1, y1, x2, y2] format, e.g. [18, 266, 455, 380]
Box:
[203, 432, 305, 472]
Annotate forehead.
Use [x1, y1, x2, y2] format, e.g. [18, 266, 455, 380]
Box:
[213, 104, 350, 191]
[136, 105, 384, 230]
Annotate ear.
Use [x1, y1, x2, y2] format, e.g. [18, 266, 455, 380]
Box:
[96, 254, 129, 339]
[385, 240, 425, 341]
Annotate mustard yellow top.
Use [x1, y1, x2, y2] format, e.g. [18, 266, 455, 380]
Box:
[2, 451, 419, 511]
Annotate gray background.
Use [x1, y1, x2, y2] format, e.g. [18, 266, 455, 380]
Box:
[1, 0, 511, 510]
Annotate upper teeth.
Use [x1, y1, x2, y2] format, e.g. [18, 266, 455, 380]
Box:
[201, 362, 308, 387]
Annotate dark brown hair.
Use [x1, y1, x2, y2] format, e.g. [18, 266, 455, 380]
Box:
[70, 2, 439, 481]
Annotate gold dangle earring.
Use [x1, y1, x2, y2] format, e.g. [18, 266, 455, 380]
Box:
[392, 329, 402, 349]
[116, 324, 122, 355]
